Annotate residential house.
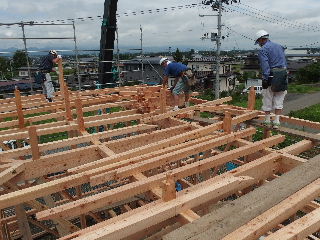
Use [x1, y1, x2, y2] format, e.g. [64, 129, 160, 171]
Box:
[121, 56, 166, 85]
[187, 55, 236, 92]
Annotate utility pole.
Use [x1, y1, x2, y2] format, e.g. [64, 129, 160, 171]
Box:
[215, 0, 222, 99]
[201, 0, 239, 98]
[140, 25, 144, 83]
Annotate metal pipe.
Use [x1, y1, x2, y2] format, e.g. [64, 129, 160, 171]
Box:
[20, 22, 33, 92]
[72, 21, 81, 90]
[215, 0, 222, 100]
[140, 25, 144, 84]
[116, 27, 121, 86]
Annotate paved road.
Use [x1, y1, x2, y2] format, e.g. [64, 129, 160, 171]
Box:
[283, 91, 320, 115]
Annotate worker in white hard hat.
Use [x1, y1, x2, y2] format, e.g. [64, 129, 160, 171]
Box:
[160, 57, 191, 111]
[38, 50, 62, 102]
[255, 30, 288, 129]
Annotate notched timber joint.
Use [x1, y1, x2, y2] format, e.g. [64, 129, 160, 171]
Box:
[162, 173, 176, 202]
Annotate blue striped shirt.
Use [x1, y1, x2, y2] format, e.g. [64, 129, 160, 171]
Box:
[258, 40, 287, 80]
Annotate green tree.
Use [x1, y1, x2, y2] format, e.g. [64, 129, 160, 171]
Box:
[173, 48, 183, 62]
[12, 50, 30, 69]
[296, 62, 320, 83]
[0, 57, 8, 74]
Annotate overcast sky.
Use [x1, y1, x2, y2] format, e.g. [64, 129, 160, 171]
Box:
[0, 0, 319, 54]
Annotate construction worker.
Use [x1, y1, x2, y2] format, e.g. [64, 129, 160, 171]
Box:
[39, 50, 61, 102]
[255, 30, 288, 129]
[160, 57, 191, 111]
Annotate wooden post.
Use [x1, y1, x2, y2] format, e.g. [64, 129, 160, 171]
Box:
[223, 111, 232, 133]
[64, 84, 72, 122]
[160, 88, 167, 114]
[14, 89, 24, 129]
[0, 209, 11, 240]
[14, 204, 33, 240]
[57, 58, 65, 100]
[28, 126, 40, 160]
[263, 127, 272, 139]
[35, 177, 71, 236]
[162, 173, 176, 202]
[75, 98, 85, 133]
[248, 86, 256, 110]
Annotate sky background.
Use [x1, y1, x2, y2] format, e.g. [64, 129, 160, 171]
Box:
[0, 0, 319, 54]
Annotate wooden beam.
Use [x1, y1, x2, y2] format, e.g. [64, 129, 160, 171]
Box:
[223, 178, 320, 240]
[90, 128, 256, 185]
[57, 58, 65, 100]
[247, 86, 255, 110]
[264, 206, 320, 240]
[36, 135, 283, 221]
[277, 126, 320, 142]
[14, 204, 33, 240]
[177, 209, 201, 225]
[28, 218, 59, 237]
[161, 173, 176, 202]
[280, 139, 314, 155]
[69, 122, 223, 174]
[14, 89, 25, 129]
[0, 163, 25, 186]
[63, 176, 254, 240]
[75, 98, 85, 133]
[36, 152, 282, 240]
[223, 111, 232, 133]
[160, 87, 166, 114]
[28, 126, 40, 160]
[281, 116, 320, 130]
[163, 154, 320, 240]
[0, 124, 157, 161]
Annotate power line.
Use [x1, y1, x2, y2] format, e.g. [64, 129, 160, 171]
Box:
[238, 2, 320, 32]
[224, 10, 320, 48]
[225, 5, 320, 32]
[224, 25, 255, 41]
[0, 3, 203, 28]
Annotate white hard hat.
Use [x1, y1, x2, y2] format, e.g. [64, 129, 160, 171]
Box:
[255, 30, 269, 44]
[159, 57, 168, 65]
[49, 50, 58, 55]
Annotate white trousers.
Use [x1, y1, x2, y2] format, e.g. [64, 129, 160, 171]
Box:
[42, 73, 55, 99]
[261, 87, 287, 112]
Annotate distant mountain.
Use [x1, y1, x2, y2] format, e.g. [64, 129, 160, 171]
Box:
[0, 44, 216, 57]
[0, 43, 249, 58]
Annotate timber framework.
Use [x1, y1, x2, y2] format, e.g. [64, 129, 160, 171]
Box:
[0, 80, 320, 240]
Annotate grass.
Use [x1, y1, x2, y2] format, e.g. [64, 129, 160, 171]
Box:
[289, 103, 320, 123]
[197, 88, 263, 113]
[288, 84, 320, 93]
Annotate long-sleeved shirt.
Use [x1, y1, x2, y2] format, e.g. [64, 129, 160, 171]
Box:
[258, 40, 287, 80]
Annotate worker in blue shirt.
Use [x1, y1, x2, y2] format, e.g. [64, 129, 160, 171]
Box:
[160, 57, 191, 111]
[255, 30, 288, 129]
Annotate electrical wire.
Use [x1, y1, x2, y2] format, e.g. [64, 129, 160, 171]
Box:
[0, 3, 203, 27]
[225, 5, 320, 32]
[238, 2, 320, 32]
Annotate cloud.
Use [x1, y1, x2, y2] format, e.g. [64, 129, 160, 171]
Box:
[0, 0, 319, 52]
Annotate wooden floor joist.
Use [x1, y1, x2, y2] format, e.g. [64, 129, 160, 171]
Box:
[164, 154, 320, 240]
[0, 84, 320, 240]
